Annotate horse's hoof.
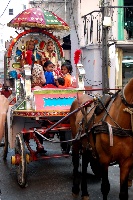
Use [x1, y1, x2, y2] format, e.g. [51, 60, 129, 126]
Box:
[82, 196, 90, 200]
[72, 192, 79, 198]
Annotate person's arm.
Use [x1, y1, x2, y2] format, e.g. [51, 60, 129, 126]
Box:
[40, 71, 46, 85]
[64, 76, 71, 87]
[56, 75, 71, 88]
[0, 95, 9, 142]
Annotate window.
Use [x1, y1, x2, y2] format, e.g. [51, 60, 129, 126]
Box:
[23, 5, 26, 10]
[9, 9, 13, 15]
[0, 39, 3, 45]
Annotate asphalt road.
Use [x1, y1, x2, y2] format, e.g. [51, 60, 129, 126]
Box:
[0, 139, 133, 200]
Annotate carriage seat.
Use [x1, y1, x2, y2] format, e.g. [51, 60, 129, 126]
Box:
[95, 94, 111, 115]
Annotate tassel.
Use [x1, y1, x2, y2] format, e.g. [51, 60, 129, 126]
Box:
[74, 49, 82, 65]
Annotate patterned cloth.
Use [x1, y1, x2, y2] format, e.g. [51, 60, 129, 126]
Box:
[31, 64, 44, 88]
[53, 67, 63, 78]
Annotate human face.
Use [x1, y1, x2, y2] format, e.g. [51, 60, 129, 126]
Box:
[47, 42, 54, 52]
[45, 64, 54, 72]
[28, 41, 34, 51]
[61, 66, 69, 75]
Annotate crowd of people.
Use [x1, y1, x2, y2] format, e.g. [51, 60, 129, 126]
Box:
[21, 39, 74, 89]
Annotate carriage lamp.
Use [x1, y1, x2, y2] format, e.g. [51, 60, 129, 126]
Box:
[11, 154, 30, 165]
[103, 16, 112, 27]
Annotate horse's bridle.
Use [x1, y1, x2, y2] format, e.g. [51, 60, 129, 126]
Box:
[120, 88, 133, 108]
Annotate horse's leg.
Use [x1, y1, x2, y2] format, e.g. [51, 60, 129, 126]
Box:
[81, 149, 90, 200]
[101, 165, 110, 200]
[119, 164, 129, 200]
[72, 141, 81, 197]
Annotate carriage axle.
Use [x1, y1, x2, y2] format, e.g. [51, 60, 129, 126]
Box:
[11, 154, 30, 165]
[11, 153, 70, 165]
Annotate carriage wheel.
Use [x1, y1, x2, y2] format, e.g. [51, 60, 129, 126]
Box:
[15, 133, 27, 188]
[90, 155, 102, 178]
[3, 121, 8, 160]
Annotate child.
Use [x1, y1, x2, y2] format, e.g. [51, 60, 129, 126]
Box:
[25, 40, 35, 65]
[38, 40, 58, 66]
[20, 40, 35, 68]
[43, 60, 55, 86]
[57, 77, 65, 86]
[55, 61, 73, 88]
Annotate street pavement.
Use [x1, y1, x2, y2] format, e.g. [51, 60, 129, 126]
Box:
[0, 139, 133, 200]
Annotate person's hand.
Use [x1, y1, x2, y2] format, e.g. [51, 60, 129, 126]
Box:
[0, 95, 9, 114]
[37, 51, 42, 56]
[40, 71, 46, 84]
[20, 58, 26, 67]
[55, 79, 59, 87]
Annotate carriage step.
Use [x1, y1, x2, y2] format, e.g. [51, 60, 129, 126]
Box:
[0, 142, 5, 147]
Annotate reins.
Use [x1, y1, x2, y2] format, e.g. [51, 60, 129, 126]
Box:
[95, 89, 133, 137]
[78, 89, 133, 142]
[35, 98, 95, 144]
[34, 126, 87, 144]
[35, 86, 133, 144]
[120, 85, 133, 132]
[120, 88, 133, 108]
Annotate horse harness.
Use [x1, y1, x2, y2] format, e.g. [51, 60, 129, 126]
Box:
[78, 89, 133, 150]
[120, 89, 133, 132]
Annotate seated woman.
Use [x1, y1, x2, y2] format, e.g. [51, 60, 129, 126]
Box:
[37, 39, 58, 66]
[31, 63, 46, 89]
[37, 40, 63, 79]
[20, 40, 46, 89]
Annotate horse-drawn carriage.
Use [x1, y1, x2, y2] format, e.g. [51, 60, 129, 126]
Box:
[2, 8, 92, 188]
[2, 7, 133, 200]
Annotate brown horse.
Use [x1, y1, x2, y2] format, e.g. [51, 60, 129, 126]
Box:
[70, 78, 133, 200]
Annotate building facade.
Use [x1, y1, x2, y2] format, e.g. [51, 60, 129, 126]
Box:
[0, 0, 133, 89]
[70, 0, 133, 91]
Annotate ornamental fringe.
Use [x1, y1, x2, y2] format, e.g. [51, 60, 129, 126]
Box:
[74, 49, 82, 65]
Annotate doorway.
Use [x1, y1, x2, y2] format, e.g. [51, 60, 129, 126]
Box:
[124, 0, 133, 40]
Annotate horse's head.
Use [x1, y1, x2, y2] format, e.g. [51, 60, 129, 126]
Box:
[122, 78, 133, 106]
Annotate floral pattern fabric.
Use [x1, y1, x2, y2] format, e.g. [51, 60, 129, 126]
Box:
[31, 64, 44, 88]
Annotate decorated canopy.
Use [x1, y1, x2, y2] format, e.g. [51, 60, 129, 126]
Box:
[7, 7, 70, 31]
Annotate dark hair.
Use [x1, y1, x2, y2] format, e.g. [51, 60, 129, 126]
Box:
[65, 60, 71, 64]
[43, 60, 53, 68]
[57, 77, 65, 86]
[43, 60, 53, 72]
[61, 61, 73, 75]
